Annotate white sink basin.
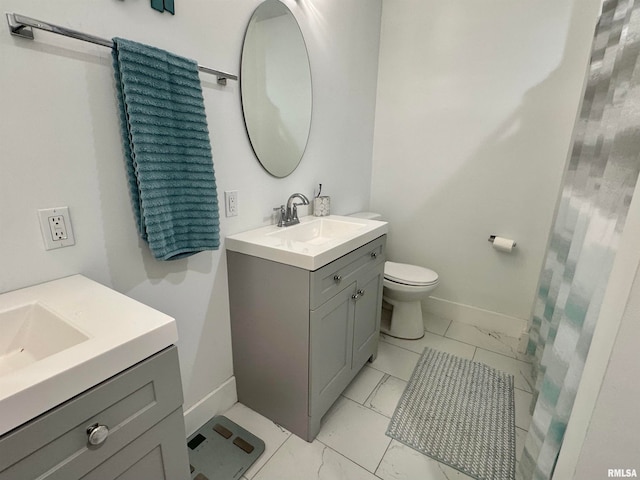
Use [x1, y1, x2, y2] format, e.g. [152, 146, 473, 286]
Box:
[0, 303, 88, 376]
[0, 275, 177, 436]
[266, 217, 365, 245]
[226, 215, 388, 270]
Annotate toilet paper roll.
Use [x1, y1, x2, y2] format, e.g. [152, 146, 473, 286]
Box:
[492, 236, 516, 253]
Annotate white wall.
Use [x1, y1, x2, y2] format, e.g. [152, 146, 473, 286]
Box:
[371, 0, 601, 327]
[0, 0, 382, 433]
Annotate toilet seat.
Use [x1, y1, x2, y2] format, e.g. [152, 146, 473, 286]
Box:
[384, 261, 439, 286]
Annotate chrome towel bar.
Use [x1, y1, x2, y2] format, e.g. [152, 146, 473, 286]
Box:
[6, 12, 238, 85]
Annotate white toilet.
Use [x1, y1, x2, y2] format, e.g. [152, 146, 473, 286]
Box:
[350, 212, 439, 340]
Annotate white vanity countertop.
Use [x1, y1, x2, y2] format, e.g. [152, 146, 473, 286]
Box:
[225, 214, 389, 270]
[0, 275, 177, 436]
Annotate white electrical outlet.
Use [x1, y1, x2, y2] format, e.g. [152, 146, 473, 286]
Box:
[48, 215, 68, 240]
[225, 191, 238, 217]
[37, 207, 76, 250]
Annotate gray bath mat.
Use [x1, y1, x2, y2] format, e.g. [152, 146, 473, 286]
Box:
[386, 347, 515, 480]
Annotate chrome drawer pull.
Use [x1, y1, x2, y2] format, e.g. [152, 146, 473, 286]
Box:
[370, 252, 377, 259]
[87, 423, 109, 446]
[333, 274, 342, 284]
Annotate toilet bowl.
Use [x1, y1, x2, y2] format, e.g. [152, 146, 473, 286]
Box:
[349, 212, 440, 340]
[382, 261, 439, 339]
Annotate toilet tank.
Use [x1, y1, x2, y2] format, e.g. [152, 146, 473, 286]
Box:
[348, 212, 383, 221]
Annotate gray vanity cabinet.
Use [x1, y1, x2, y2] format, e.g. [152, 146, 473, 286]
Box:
[228, 235, 386, 441]
[0, 346, 190, 479]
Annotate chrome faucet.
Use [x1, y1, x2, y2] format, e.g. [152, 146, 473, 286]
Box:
[283, 193, 309, 226]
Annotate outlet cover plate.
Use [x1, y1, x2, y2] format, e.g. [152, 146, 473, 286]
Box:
[225, 191, 238, 217]
[37, 206, 76, 250]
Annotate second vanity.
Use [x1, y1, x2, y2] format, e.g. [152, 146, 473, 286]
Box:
[226, 215, 387, 441]
[0, 276, 189, 479]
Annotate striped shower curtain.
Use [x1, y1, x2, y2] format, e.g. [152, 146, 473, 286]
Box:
[519, 0, 640, 478]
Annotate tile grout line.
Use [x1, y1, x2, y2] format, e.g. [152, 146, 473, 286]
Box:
[443, 330, 533, 363]
[245, 429, 292, 480]
[372, 436, 394, 478]
[316, 435, 392, 477]
[380, 332, 475, 358]
[441, 318, 453, 337]
[367, 362, 412, 383]
[332, 396, 397, 472]
[362, 373, 389, 408]
[514, 383, 534, 394]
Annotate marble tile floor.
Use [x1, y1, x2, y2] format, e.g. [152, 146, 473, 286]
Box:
[224, 314, 534, 480]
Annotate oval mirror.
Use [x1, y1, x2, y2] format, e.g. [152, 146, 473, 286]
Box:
[240, 0, 312, 178]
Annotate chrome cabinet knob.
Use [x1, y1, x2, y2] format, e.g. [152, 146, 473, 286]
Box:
[333, 274, 342, 283]
[370, 252, 377, 259]
[351, 289, 365, 300]
[87, 423, 109, 446]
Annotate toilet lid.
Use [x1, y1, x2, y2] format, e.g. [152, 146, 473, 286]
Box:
[384, 261, 439, 286]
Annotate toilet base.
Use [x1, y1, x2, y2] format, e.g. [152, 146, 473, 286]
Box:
[381, 297, 425, 340]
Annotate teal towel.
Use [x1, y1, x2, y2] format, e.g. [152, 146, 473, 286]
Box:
[112, 37, 220, 260]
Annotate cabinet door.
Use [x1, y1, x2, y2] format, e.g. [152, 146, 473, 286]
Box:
[352, 265, 384, 370]
[81, 408, 188, 480]
[309, 285, 355, 418]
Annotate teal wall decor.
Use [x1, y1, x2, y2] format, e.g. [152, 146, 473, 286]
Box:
[150, 0, 174, 15]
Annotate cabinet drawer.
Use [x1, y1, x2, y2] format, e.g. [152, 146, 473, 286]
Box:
[310, 235, 385, 309]
[0, 346, 183, 480]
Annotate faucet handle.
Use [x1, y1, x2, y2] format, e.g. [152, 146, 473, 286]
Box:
[273, 205, 285, 227]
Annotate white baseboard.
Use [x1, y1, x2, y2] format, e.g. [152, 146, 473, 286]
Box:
[517, 332, 530, 354]
[183, 376, 238, 437]
[423, 296, 528, 338]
